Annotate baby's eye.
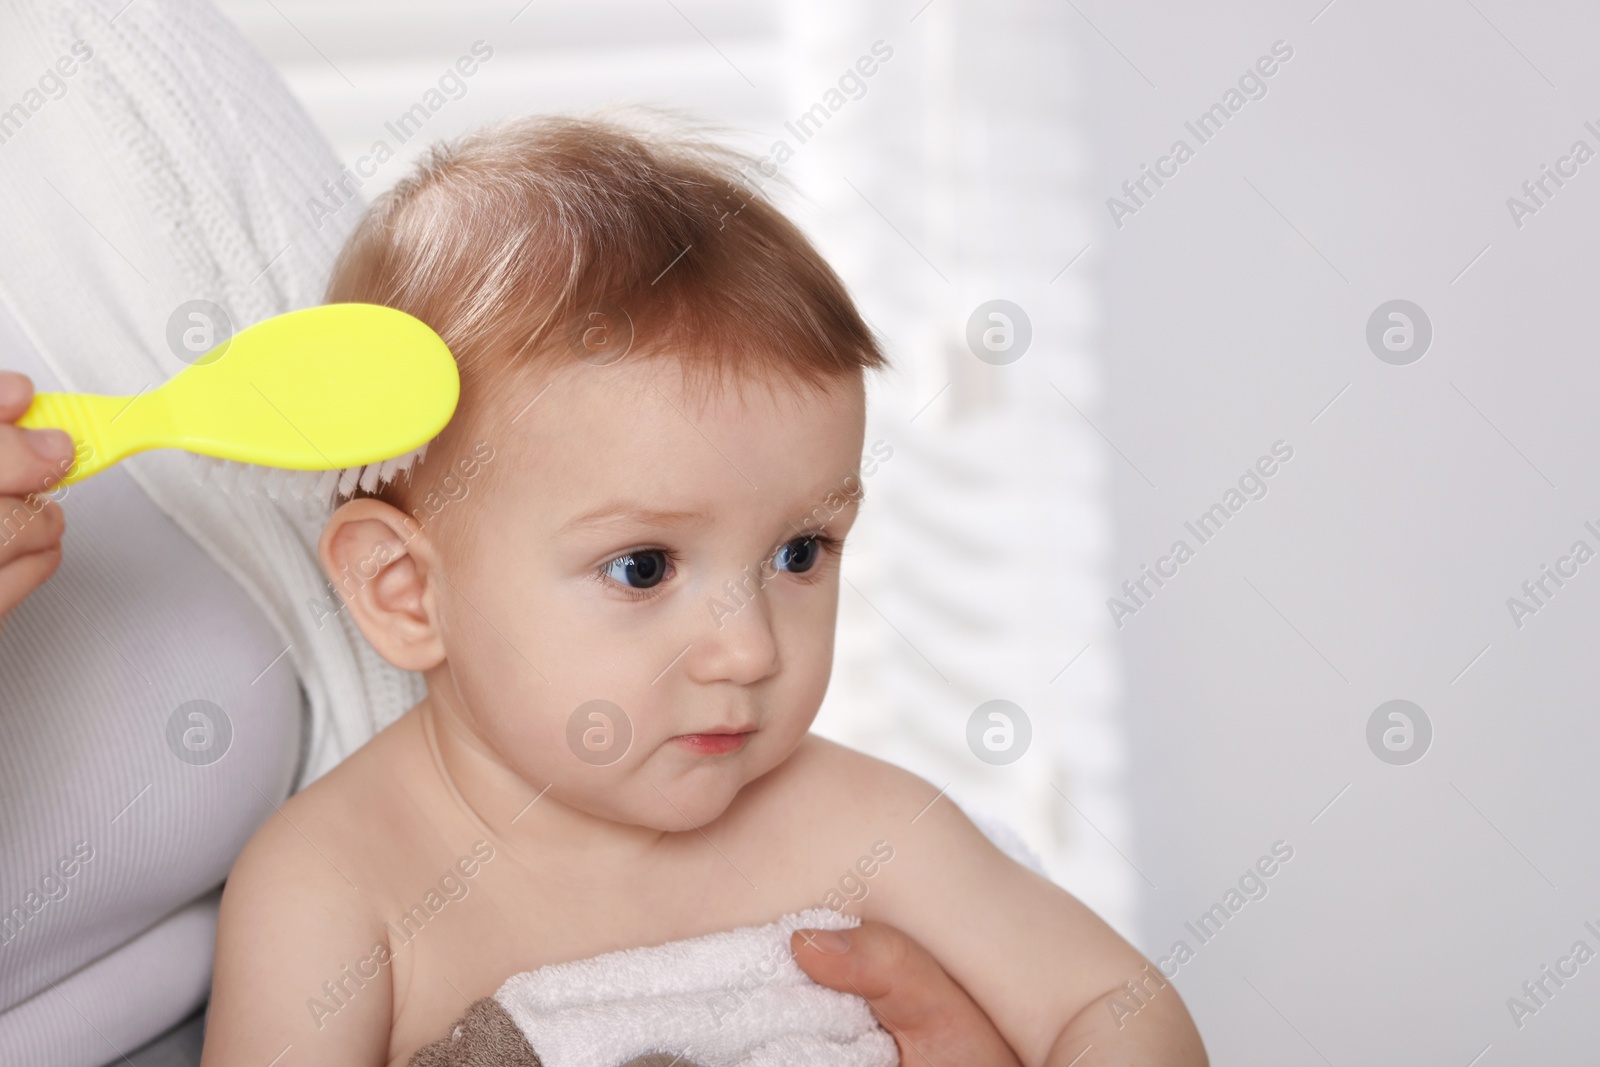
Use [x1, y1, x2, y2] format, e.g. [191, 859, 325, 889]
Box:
[774, 535, 825, 575]
[600, 550, 671, 590]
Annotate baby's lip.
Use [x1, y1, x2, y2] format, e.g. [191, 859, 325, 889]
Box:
[673, 724, 756, 737]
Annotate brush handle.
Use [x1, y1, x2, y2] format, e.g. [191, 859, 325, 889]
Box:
[16, 391, 173, 487]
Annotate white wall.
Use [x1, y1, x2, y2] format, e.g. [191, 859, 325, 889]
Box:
[1088, 0, 1600, 1062]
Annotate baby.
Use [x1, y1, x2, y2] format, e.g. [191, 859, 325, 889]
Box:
[202, 115, 1205, 1067]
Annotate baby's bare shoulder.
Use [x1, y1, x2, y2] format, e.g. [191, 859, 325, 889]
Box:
[229, 707, 430, 906]
[206, 716, 432, 1066]
[722, 734, 949, 893]
[746, 733, 945, 824]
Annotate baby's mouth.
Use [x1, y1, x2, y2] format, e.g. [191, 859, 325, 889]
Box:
[670, 728, 754, 755]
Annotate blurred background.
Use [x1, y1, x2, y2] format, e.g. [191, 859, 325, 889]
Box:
[214, 0, 1127, 942]
[218, 0, 1128, 939]
[12, 0, 1600, 1062]
[151, 0, 1600, 1059]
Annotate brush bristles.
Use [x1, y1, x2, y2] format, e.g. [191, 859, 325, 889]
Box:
[334, 442, 430, 507]
[191, 443, 430, 515]
[314, 468, 341, 503]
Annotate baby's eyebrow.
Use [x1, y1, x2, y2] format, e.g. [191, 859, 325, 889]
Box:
[557, 503, 713, 534]
[559, 477, 863, 536]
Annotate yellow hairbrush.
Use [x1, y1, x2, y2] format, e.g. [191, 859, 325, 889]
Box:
[17, 303, 459, 504]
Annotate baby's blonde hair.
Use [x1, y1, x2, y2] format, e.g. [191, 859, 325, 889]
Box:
[324, 111, 888, 514]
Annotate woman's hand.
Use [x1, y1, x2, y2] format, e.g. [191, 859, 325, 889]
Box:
[0, 371, 74, 626]
[792, 920, 1023, 1066]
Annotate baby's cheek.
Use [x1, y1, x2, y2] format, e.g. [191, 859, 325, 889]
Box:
[783, 626, 836, 719]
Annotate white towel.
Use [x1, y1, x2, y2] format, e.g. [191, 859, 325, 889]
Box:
[413, 908, 899, 1067]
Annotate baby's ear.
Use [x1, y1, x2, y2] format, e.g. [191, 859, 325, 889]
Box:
[317, 498, 444, 671]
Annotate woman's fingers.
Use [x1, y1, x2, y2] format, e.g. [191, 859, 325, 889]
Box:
[0, 493, 65, 556]
[0, 373, 72, 624]
[0, 536, 63, 623]
[0, 421, 75, 496]
[0, 370, 34, 421]
[0, 371, 76, 495]
[0, 495, 66, 608]
[792, 921, 1023, 1067]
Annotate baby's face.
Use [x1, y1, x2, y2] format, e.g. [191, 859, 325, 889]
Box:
[426, 356, 866, 831]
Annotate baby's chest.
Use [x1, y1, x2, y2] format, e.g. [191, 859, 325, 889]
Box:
[379, 850, 803, 1066]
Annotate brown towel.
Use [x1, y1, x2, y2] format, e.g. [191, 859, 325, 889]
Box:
[408, 998, 541, 1067]
[408, 997, 708, 1067]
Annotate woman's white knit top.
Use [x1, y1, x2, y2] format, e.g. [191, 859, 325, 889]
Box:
[0, 0, 428, 1062]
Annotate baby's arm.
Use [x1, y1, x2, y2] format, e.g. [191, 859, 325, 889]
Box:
[200, 806, 393, 1067]
[849, 762, 1206, 1066]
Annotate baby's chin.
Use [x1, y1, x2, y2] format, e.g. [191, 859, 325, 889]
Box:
[545, 776, 741, 833]
[508, 730, 796, 832]
[604, 737, 787, 832]
[635, 751, 765, 831]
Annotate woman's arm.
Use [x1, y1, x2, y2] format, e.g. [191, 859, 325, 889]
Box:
[797, 916, 1206, 1067]
[853, 792, 1207, 1067]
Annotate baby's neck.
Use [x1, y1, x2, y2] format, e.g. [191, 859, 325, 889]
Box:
[416, 693, 678, 869]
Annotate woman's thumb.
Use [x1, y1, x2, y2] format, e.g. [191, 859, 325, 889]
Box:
[790, 921, 927, 1019]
